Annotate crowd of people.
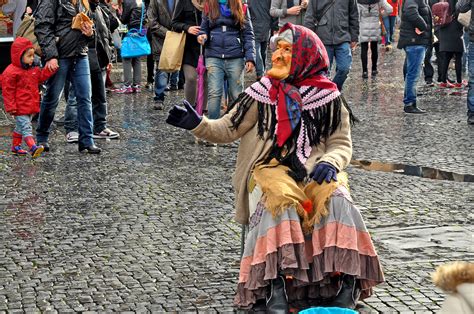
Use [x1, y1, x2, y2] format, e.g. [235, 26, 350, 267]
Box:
[1, 0, 473, 159]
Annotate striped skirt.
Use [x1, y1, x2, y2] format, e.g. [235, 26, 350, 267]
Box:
[234, 186, 385, 309]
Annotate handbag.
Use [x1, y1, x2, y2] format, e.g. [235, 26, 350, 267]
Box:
[16, 10, 42, 56]
[121, 2, 151, 58]
[158, 31, 186, 72]
[458, 10, 471, 27]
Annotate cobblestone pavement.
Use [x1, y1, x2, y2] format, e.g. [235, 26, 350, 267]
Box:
[0, 47, 473, 313]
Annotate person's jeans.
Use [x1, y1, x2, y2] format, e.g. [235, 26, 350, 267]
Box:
[123, 57, 141, 86]
[467, 42, 474, 117]
[325, 42, 352, 91]
[403, 45, 426, 105]
[37, 56, 94, 147]
[14, 115, 33, 137]
[154, 66, 168, 102]
[255, 41, 268, 78]
[168, 71, 179, 88]
[206, 57, 244, 119]
[383, 16, 396, 44]
[423, 44, 434, 83]
[65, 67, 108, 134]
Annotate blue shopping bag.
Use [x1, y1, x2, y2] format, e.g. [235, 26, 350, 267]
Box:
[120, 3, 150, 58]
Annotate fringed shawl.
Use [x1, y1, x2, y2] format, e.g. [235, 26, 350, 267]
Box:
[227, 77, 356, 181]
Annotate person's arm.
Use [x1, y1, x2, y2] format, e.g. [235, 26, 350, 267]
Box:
[349, 0, 360, 43]
[197, 11, 209, 37]
[192, 102, 259, 144]
[119, 0, 131, 25]
[242, 9, 256, 64]
[2, 73, 18, 114]
[315, 102, 352, 171]
[170, 0, 189, 32]
[456, 0, 471, 13]
[147, 0, 168, 38]
[38, 66, 57, 83]
[403, 0, 428, 31]
[34, 0, 59, 61]
[270, 0, 286, 17]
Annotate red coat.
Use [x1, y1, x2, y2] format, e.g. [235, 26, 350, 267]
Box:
[1, 37, 56, 116]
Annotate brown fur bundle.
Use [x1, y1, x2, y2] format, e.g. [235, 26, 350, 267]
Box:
[432, 262, 474, 293]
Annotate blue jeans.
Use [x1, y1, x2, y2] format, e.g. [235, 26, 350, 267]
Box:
[403, 45, 426, 105]
[154, 66, 168, 102]
[168, 71, 179, 87]
[14, 115, 33, 137]
[255, 41, 268, 78]
[65, 67, 108, 134]
[206, 57, 244, 119]
[467, 42, 474, 117]
[383, 16, 396, 44]
[325, 42, 352, 91]
[37, 57, 94, 147]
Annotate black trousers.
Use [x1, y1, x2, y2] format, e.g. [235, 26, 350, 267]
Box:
[439, 51, 463, 83]
[424, 42, 441, 82]
[146, 32, 155, 84]
[360, 41, 378, 73]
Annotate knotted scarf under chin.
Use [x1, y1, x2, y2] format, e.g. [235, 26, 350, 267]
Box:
[268, 79, 302, 147]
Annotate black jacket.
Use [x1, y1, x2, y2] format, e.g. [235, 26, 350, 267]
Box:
[397, 0, 433, 48]
[121, 0, 146, 30]
[170, 0, 202, 67]
[34, 0, 92, 61]
[88, 2, 113, 70]
[457, 0, 474, 42]
[248, 0, 278, 42]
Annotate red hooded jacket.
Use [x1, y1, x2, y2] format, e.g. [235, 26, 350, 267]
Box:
[1, 37, 56, 116]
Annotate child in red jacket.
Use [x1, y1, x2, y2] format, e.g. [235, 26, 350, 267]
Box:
[1, 37, 56, 158]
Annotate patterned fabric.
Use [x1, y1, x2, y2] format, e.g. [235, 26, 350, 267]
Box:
[245, 76, 341, 165]
[246, 23, 341, 164]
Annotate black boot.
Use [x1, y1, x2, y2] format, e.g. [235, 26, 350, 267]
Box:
[266, 276, 289, 314]
[329, 275, 361, 309]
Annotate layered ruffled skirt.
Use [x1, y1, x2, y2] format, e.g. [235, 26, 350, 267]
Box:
[234, 186, 385, 309]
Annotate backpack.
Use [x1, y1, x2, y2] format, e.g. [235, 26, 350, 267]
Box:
[432, 0, 453, 27]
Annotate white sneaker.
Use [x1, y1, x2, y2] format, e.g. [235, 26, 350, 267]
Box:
[66, 131, 79, 143]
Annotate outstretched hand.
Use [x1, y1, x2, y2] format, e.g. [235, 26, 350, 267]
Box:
[310, 162, 338, 184]
[166, 100, 202, 130]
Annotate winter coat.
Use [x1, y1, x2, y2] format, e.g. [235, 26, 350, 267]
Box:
[387, 0, 400, 16]
[147, 0, 174, 61]
[198, 7, 256, 63]
[34, 0, 93, 61]
[456, 0, 474, 42]
[358, 0, 393, 42]
[248, 0, 278, 42]
[120, 0, 145, 30]
[397, 0, 433, 48]
[303, 0, 360, 45]
[434, 0, 464, 52]
[1, 38, 55, 116]
[191, 95, 352, 225]
[171, 0, 202, 68]
[89, 2, 113, 70]
[270, 0, 306, 27]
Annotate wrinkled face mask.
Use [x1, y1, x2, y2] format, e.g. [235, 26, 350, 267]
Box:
[267, 29, 293, 80]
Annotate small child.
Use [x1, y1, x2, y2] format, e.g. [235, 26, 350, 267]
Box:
[1, 37, 56, 158]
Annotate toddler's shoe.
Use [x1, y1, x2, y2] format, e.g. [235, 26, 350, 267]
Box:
[11, 145, 28, 156]
[30, 144, 44, 159]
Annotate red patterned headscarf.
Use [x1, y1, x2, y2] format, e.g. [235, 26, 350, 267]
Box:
[267, 23, 338, 147]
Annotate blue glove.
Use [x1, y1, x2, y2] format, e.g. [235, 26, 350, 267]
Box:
[310, 162, 338, 184]
[166, 100, 202, 130]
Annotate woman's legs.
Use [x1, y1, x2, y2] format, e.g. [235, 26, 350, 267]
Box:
[206, 58, 225, 119]
[370, 41, 379, 73]
[131, 57, 142, 87]
[439, 51, 452, 83]
[382, 16, 391, 45]
[122, 58, 132, 87]
[360, 42, 369, 75]
[183, 64, 198, 106]
[224, 58, 245, 105]
[455, 52, 463, 83]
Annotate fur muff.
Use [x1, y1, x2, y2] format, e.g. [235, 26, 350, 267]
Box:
[432, 262, 474, 293]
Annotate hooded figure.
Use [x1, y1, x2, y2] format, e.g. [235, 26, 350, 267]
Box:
[1, 37, 55, 157]
[166, 23, 384, 312]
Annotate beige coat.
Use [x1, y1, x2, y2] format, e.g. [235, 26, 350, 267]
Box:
[193, 98, 352, 225]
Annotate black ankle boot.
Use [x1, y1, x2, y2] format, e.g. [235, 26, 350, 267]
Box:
[266, 276, 289, 314]
[329, 275, 361, 309]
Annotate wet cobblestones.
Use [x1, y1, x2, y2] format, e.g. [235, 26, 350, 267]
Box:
[0, 47, 473, 312]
